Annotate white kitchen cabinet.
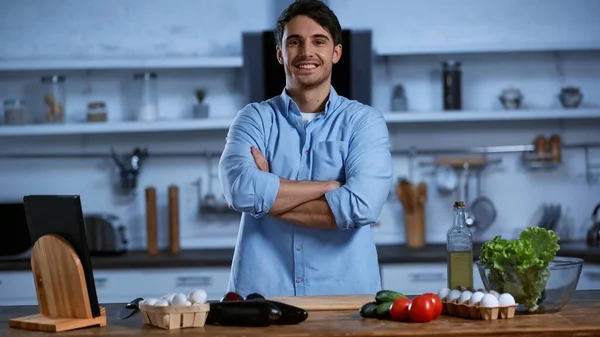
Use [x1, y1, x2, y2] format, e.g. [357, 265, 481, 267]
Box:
[380, 263, 484, 295]
[0, 271, 37, 306]
[0, 267, 231, 306]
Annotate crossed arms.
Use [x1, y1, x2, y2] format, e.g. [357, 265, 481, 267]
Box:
[250, 146, 340, 229]
[218, 105, 393, 230]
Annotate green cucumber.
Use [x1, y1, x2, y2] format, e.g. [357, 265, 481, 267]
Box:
[375, 290, 406, 304]
[359, 302, 379, 318]
[375, 301, 394, 318]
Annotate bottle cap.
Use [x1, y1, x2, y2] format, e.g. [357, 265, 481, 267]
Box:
[454, 201, 465, 208]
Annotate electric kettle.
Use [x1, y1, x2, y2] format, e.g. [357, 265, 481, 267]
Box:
[586, 203, 600, 247]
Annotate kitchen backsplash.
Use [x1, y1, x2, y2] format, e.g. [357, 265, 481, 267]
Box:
[0, 0, 599, 250]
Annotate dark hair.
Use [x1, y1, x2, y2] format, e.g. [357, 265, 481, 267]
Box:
[274, 0, 342, 47]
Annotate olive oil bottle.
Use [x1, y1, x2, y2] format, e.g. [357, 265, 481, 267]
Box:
[446, 201, 473, 289]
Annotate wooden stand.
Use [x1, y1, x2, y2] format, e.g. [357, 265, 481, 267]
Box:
[9, 234, 107, 332]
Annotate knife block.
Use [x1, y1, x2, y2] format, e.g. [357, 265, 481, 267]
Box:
[9, 234, 107, 332]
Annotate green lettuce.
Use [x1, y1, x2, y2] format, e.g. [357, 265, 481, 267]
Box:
[479, 227, 560, 312]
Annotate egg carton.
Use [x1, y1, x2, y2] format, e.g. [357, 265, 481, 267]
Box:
[140, 302, 210, 330]
[443, 300, 518, 320]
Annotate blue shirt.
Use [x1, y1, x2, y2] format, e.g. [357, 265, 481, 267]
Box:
[218, 86, 393, 297]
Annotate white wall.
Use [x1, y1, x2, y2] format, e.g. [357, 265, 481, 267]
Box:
[331, 0, 600, 55]
[0, 0, 275, 60]
[0, 0, 599, 251]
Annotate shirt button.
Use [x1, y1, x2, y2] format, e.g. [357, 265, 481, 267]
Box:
[296, 246, 302, 251]
[296, 278, 301, 283]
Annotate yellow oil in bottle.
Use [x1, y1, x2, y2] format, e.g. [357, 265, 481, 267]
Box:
[447, 251, 473, 289]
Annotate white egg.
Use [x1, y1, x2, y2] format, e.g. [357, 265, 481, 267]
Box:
[162, 293, 177, 302]
[498, 293, 516, 306]
[153, 299, 170, 307]
[447, 289, 462, 302]
[437, 288, 451, 301]
[469, 291, 485, 305]
[458, 291, 473, 304]
[480, 294, 499, 308]
[142, 297, 158, 306]
[188, 289, 208, 304]
[170, 293, 188, 306]
[489, 290, 500, 299]
[185, 300, 192, 306]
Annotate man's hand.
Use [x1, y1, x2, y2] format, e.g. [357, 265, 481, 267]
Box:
[251, 146, 269, 172]
[249, 145, 340, 229]
[250, 146, 340, 190]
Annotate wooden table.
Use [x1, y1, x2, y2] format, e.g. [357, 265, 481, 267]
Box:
[3, 290, 600, 336]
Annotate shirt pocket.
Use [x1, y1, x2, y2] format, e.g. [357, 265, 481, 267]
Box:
[311, 140, 348, 182]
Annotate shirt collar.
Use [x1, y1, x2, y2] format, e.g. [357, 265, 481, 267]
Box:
[279, 85, 339, 119]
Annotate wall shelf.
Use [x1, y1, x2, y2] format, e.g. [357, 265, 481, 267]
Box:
[382, 109, 600, 123]
[0, 118, 235, 137]
[375, 42, 600, 57]
[0, 56, 243, 71]
[0, 109, 598, 138]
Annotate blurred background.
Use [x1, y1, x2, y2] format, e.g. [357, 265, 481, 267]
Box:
[0, 0, 599, 304]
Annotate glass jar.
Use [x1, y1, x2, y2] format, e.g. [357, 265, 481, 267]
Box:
[41, 75, 66, 123]
[391, 84, 408, 112]
[3, 99, 28, 125]
[133, 72, 159, 121]
[87, 101, 107, 122]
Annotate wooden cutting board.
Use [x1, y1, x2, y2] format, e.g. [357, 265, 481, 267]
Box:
[267, 294, 375, 311]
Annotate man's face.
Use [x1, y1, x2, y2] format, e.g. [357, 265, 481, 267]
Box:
[277, 15, 342, 90]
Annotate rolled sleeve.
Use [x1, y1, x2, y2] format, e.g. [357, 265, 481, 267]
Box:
[218, 105, 280, 218]
[250, 170, 280, 217]
[324, 111, 393, 230]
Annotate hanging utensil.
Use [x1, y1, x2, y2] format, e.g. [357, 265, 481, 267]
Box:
[470, 169, 497, 239]
[110, 147, 148, 190]
[459, 163, 475, 227]
[434, 165, 458, 195]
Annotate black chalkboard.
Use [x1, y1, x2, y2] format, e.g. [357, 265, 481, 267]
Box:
[23, 195, 101, 317]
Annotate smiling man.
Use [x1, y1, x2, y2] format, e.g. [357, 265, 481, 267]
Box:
[218, 0, 393, 297]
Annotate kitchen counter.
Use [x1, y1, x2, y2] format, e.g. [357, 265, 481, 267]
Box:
[2, 290, 600, 336]
[1, 241, 599, 272]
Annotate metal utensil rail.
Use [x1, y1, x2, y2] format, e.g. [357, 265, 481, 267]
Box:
[1, 142, 599, 183]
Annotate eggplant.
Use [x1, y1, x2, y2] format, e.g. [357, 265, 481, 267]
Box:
[245, 292, 266, 300]
[248, 298, 308, 325]
[264, 300, 308, 325]
[206, 300, 282, 327]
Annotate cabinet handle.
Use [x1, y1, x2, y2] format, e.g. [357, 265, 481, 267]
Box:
[409, 273, 446, 282]
[584, 271, 600, 281]
[176, 276, 212, 287]
[0, 279, 2, 286]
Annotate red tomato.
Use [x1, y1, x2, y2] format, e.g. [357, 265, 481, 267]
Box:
[409, 295, 437, 323]
[421, 293, 443, 318]
[389, 298, 411, 321]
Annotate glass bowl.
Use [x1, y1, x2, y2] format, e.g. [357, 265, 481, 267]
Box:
[475, 257, 583, 314]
